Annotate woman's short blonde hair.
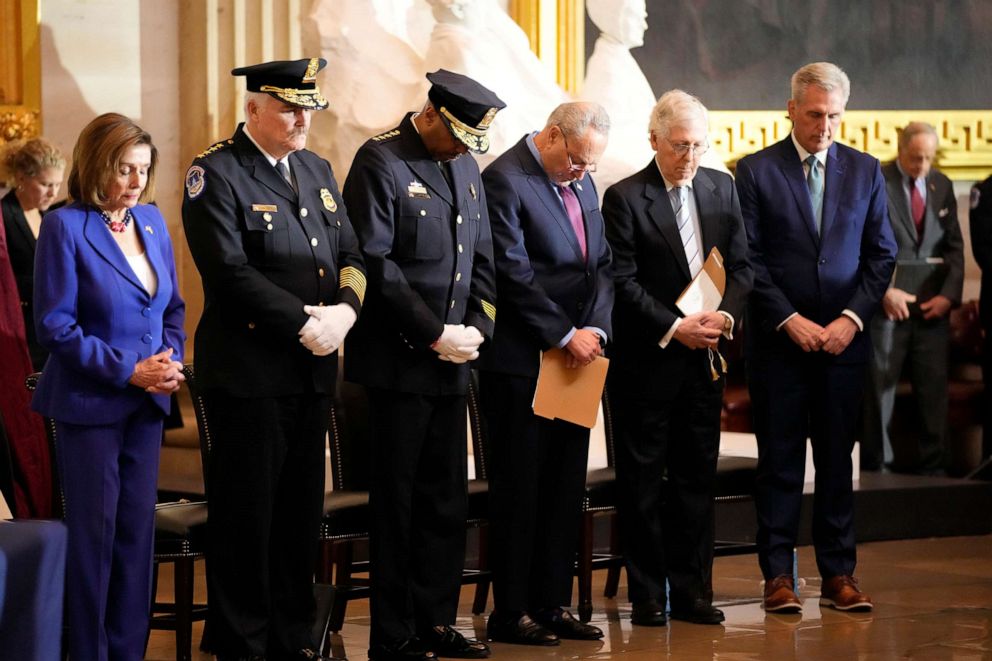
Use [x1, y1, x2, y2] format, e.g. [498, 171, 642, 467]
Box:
[0, 137, 66, 187]
[67, 113, 158, 207]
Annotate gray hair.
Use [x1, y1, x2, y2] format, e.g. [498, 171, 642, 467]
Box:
[244, 90, 270, 116]
[898, 121, 938, 151]
[791, 62, 850, 105]
[545, 102, 611, 139]
[648, 89, 708, 139]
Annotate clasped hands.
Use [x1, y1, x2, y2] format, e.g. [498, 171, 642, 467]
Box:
[673, 311, 726, 350]
[783, 314, 857, 355]
[129, 347, 184, 394]
[434, 324, 484, 364]
[882, 287, 951, 321]
[299, 303, 357, 356]
[564, 328, 602, 368]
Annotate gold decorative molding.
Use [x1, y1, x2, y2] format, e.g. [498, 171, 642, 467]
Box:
[0, 0, 41, 144]
[556, 0, 584, 96]
[710, 110, 992, 181]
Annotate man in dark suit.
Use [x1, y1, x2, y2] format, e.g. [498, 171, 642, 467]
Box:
[479, 102, 612, 646]
[342, 70, 503, 661]
[735, 62, 896, 614]
[603, 90, 753, 627]
[182, 58, 366, 661]
[863, 122, 963, 474]
[969, 175, 992, 467]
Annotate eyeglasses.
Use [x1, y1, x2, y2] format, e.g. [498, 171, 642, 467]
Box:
[666, 138, 709, 158]
[561, 131, 598, 173]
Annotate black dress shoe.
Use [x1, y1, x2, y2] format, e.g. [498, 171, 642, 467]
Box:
[368, 636, 438, 661]
[532, 607, 604, 640]
[486, 611, 559, 646]
[670, 599, 725, 625]
[421, 625, 490, 658]
[631, 600, 667, 626]
[292, 647, 345, 660]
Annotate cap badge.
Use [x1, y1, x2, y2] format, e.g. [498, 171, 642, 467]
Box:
[478, 107, 498, 129]
[303, 58, 321, 83]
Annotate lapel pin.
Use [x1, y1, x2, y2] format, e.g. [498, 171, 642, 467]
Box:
[144, 225, 154, 234]
[576, 182, 583, 192]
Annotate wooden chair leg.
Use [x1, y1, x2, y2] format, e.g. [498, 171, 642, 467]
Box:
[577, 510, 594, 623]
[317, 538, 333, 584]
[605, 512, 621, 598]
[174, 557, 195, 661]
[327, 542, 355, 633]
[472, 523, 491, 615]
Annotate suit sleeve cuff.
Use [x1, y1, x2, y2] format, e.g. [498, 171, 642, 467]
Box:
[659, 318, 681, 348]
[775, 312, 798, 332]
[557, 327, 577, 348]
[718, 311, 735, 339]
[842, 309, 864, 331]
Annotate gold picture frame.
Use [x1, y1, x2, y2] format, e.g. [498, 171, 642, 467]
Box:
[0, 0, 41, 145]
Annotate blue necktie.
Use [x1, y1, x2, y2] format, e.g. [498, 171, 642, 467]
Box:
[806, 154, 823, 235]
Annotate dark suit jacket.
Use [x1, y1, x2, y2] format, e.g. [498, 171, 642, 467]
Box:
[882, 162, 962, 305]
[604, 162, 753, 399]
[31, 203, 185, 424]
[182, 125, 365, 397]
[478, 136, 613, 379]
[342, 114, 496, 395]
[971, 176, 992, 326]
[735, 137, 896, 363]
[2, 190, 47, 369]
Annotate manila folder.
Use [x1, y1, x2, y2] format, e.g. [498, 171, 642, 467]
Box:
[676, 247, 726, 316]
[532, 348, 609, 429]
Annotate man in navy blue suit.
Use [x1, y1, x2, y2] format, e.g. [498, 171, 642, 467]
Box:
[479, 102, 613, 646]
[735, 62, 896, 614]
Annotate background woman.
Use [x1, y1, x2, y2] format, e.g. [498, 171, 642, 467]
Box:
[2, 137, 66, 370]
[31, 113, 185, 661]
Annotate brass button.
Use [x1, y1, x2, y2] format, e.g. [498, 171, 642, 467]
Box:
[420, 209, 426, 216]
[267, 223, 273, 230]
[301, 208, 309, 218]
[263, 212, 272, 221]
[319, 268, 325, 277]
[311, 237, 319, 247]
[456, 214, 463, 224]
[477, 213, 481, 220]
[248, 321, 256, 329]
[457, 244, 463, 253]
[455, 272, 462, 281]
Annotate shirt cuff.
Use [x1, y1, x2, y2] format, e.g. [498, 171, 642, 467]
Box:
[841, 309, 864, 331]
[557, 327, 577, 348]
[659, 318, 682, 348]
[775, 312, 798, 331]
[718, 311, 735, 339]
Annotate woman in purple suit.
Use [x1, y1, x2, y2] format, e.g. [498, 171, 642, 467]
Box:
[31, 113, 185, 661]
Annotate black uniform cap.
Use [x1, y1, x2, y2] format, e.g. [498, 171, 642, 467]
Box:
[426, 70, 506, 154]
[232, 58, 329, 110]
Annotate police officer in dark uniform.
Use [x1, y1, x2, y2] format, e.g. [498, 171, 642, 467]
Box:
[342, 70, 504, 661]
[182, 58, 365, 661]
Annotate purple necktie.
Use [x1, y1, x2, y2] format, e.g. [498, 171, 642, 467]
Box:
[909, 178, 925, 240]
[559, 184, 586, 259]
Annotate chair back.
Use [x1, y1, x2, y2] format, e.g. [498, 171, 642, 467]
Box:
[24, 372, 65, 518]
[0, 411, 17, 513]
[180, 365, 214, 497]
[467, 369, 488, 480]
[327, 358, 371, 492]
[600, 388, 616, 468]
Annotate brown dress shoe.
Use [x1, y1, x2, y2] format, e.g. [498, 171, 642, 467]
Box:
[820, 575, 873, 612]
[763, 575, 802, 613]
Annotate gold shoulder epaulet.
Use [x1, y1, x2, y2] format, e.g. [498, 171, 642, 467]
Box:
[195, 139, 234, 159]
[371, 129, 400, 142]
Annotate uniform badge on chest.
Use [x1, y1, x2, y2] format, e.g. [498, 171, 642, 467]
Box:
[408, 181, 430, 199]
[469, 182, 477, 200]
[319, 188, 337, 212]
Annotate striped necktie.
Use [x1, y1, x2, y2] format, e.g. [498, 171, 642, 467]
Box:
[275, 160, 296, 193]
[672, 186, 702, 278]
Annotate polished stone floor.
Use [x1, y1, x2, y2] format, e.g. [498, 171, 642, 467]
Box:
[146, 535, 992, 660]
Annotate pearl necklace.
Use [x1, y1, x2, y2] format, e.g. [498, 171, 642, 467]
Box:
[100, 208, 132, 233]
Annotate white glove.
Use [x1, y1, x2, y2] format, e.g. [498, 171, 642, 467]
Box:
[298, 303, 357, 356]
[433, 324, 484, 362]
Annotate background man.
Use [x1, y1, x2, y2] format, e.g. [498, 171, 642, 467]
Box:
[603, 89, 753, 628]
[479, 102, 612, 646]
[863, 122, 962, 474]
[342, 70, 503, 661]
[735, 62, 896, 615]
[182, 58, 365, 661]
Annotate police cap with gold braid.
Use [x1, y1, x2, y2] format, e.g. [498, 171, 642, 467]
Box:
[232, 57, 329, 111]
[426, 69, 506, 154]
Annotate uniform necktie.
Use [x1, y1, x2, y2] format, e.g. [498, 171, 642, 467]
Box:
[275, 160, 296, 193]
[672, 185, 702, 278]
[909, 177, 925, 240]
[806, 154, 823, 235]
[559, 184, 587, 259]
[437, 161, 453, 193]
